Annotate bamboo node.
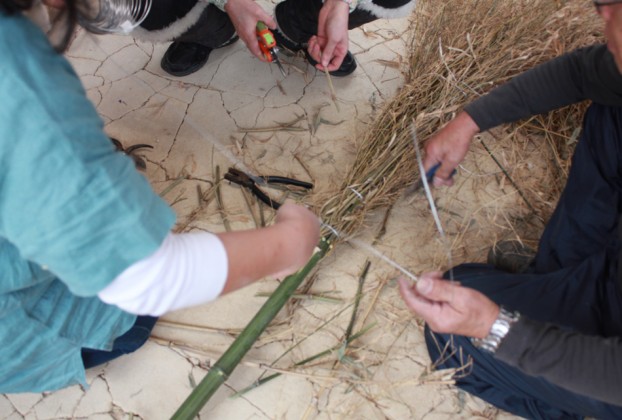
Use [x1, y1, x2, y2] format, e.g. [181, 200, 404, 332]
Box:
[212, 366, 229, 379]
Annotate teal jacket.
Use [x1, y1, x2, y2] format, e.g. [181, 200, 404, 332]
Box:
[0, 12, 175, 392]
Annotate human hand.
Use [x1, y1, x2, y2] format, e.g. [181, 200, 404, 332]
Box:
[224, 0, 275, 61]
[307, 0, 350, 71]
[271, 202, 321, 278]
[217, 201, 319, 293]
[42, 0, 65, 8]
[398, 272, 499, 338]
[422, 112, 480, 187]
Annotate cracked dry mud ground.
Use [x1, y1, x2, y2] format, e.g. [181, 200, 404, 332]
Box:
[2, 8, 526, 420]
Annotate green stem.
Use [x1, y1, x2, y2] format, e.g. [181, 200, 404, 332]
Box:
[254, 292, 343, 304]
[344, 261, 370, 341]
[171, 237, 332, 420]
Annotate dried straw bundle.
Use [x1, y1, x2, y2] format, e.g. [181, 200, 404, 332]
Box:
[320, 0, 603, 237]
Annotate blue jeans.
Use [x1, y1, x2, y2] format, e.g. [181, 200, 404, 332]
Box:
[81, 315, 157, 368]
[426, 103, 622, 419]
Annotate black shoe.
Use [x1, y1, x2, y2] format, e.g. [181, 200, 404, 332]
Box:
[272, 29, 356, 77]
[487, 240, 536, 273]
[161, 36, 239, 77]
[161, 41, 212, 77]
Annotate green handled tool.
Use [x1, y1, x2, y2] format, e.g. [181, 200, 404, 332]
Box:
[256, 21, 287, 77]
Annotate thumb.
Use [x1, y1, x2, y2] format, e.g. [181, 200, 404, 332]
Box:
[321, 41, 337, 68]
[398, 278, 416, 300]
[261, 15, 276, 29]
[434, 163, 457, 186]
[415, 275, 454, 302]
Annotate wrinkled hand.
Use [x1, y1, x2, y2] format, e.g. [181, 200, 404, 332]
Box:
[398, 272, 499, 338]
[270, 202, 320, 278]
[224, 0, 275, 61]
[307, 0, 350, 71]
[422, 111, 480, 187]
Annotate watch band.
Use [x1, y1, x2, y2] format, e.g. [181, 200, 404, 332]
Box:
[471, 306, 520, 354]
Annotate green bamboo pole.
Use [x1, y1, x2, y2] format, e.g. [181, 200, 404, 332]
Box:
[171, 236, 332, 420]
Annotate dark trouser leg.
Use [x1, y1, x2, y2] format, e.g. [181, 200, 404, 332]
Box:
[426, 262, 622, 419]
[275, 0, 412, 43]
[82, 316, 158, 368]
[427, 329, 620, 419]
[533, 103, 622, 274]
[140, 1, 235, 48]
[141, 0, 236, 76]
[174, 6, 236, 49]
[425, 104, 622, 418]
[139, 0, 197, 30]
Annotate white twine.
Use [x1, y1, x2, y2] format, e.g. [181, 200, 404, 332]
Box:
[345, 237, 419, 283]
[348, 186, 365, 203]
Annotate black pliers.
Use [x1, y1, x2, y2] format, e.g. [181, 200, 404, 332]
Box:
[224, 167, 313, 210]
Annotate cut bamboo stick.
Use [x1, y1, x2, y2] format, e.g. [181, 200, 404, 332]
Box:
[171, 237, 332, 420]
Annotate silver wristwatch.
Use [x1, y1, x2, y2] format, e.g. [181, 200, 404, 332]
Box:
[471, 306, 520, 354]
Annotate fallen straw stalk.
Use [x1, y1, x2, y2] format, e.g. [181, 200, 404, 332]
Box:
[171, 237, 332, 420]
